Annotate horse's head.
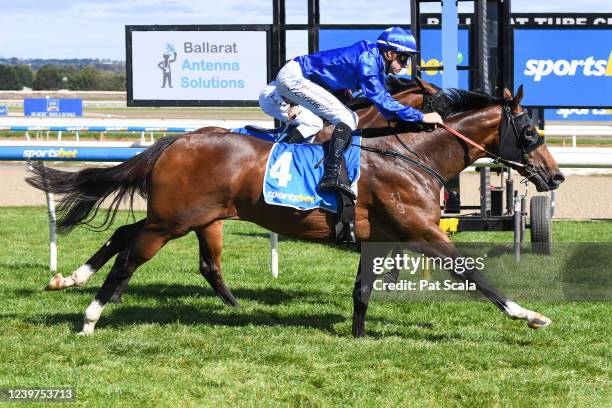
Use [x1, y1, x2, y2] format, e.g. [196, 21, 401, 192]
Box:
[499, 86, 565, 192]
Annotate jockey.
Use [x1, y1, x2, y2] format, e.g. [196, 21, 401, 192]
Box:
[259, 26, 443, 198]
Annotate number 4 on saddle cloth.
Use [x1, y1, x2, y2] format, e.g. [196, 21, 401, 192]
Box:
[231, 126, 362, 245]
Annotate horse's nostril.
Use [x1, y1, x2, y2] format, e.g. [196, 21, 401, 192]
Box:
[552, 173, 565, 184]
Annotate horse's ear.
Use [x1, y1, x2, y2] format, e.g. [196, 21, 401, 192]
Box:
[503, 88, 512, 99]
[514, 84, 524, 106]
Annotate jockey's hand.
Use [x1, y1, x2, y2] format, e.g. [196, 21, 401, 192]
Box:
[288, 105, 301, 121]
[422, 112, 444, 125]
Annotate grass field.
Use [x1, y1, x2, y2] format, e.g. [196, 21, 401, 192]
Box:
[0, 207, 610, 407]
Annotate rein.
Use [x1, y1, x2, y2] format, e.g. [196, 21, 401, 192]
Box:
[439, 123, 526, 171]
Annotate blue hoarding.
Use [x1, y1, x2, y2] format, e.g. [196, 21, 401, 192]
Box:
[319, 28, 470, 89]
[0, 105, 8, 116]
[24, 98, 83, 117]
[0, 146, 145, 161]
[515, 29, 612, 107]
[545, 108, 612, 122]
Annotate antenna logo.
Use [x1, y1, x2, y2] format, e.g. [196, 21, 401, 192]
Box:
[524, 51, 612, 81]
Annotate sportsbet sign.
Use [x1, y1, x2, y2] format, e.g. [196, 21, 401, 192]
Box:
[515, 29, 612, 107]
[127, 26, 268, 105]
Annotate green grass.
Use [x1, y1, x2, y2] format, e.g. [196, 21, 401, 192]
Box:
[0, 207, 610, 407]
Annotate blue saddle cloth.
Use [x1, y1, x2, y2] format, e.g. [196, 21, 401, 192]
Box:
[230, 126, 282, 142]
[262, 136, 362, 213]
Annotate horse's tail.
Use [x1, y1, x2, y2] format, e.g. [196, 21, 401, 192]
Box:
[26, 136, 179, 233]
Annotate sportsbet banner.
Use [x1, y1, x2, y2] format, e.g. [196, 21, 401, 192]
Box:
[516, 29, 612, 107]
[128, 28, 268, 104]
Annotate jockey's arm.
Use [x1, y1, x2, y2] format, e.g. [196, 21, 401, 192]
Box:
[358, 52, 424, 123]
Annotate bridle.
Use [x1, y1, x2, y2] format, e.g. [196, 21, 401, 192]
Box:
[420, 87, 545, 183]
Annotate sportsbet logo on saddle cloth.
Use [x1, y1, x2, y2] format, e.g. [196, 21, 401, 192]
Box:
[263, 136, 361, 212]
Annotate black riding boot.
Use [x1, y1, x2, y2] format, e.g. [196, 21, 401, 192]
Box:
[318, 122, 355, 200]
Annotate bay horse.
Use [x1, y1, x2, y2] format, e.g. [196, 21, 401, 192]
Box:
[27, 86, 564, 337]
[42, 78, 441, 302]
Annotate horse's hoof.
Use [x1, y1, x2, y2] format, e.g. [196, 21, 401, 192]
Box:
[45, 273, 64, 291]
[77, 331, 90, 336]
[527, 313, 551, 330]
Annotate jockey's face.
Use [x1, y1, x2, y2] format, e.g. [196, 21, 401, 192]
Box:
[382, 50, 404, 75]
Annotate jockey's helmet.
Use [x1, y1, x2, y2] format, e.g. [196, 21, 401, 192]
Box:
[377, 27, 418, 55]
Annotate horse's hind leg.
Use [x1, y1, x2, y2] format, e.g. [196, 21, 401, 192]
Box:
[79, 226, 169, 335]
[196, 222, 239, 307]
[46, 219, 146, 291]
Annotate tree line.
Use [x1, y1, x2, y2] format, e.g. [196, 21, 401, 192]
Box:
[0, 64, 125, 91]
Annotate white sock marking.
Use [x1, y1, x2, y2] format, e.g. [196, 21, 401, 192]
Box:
[81, 299, 105, 335]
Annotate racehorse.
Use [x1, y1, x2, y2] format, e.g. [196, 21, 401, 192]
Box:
[42, 77, 441, 303]
[27, 85, 565, 337]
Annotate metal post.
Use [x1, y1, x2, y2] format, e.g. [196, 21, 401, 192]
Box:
[500, 0, 513, 93]
[520, 194, 526, 243]
[272, 0, 286, 73]
[480, 168, 491, 218]
[476, 0, 490, 94]
[307, 0, 320, 53]
[410, 0, 422, 77]
[41, 163, 57, 272]
[505, 169, 514, 214]
[513, 191, 521, 262]
[270, 232, 279, 278]
[550, 190, 557, 218]
[441, 0, 459, 89]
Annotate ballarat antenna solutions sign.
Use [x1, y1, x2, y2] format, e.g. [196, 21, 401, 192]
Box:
[127, 26, 269, 106]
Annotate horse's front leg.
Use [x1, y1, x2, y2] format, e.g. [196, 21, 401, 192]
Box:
[352, 258, 374, 337]
[420, 225, 552, 329]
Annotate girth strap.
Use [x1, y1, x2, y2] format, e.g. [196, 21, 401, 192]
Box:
[357, 144, 448, 187]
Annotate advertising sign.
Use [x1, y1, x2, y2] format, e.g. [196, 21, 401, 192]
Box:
[127, 26, 269, 106]
[544, 108, 612, 121]
[23, 99, 83, 117]
[515, 29, 612, 107]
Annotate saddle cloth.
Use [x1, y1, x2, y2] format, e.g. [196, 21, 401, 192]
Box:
[230, 126, 282, 142]
[263, 136, 362, 212]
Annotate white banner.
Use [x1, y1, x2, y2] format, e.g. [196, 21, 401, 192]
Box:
[130, 30, 268, 102]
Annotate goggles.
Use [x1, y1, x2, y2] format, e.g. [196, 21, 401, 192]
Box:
[395, 52, 413, 67]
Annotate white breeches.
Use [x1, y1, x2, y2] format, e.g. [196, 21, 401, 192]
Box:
[259, 81, 324, 140]
[260, 60, 359, 137]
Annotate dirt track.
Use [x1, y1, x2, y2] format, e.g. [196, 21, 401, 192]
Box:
[1, 163, 610, 219]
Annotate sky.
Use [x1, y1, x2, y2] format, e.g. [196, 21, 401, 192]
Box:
[0, 0, 610, 60]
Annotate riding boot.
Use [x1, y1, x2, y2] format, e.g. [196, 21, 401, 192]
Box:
[280, 125, 305, 144]
[318, 122, 355, 200]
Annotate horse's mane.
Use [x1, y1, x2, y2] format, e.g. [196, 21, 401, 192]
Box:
[346, 76, 438, 112]
[442, 88, 508, 117]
